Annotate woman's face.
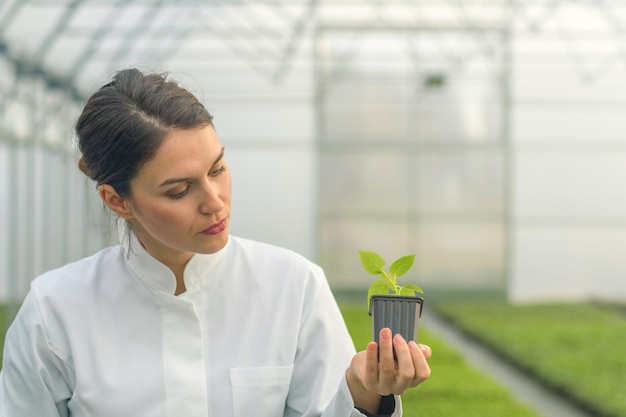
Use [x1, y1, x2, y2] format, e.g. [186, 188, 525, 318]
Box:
[124, 124, 232, 266]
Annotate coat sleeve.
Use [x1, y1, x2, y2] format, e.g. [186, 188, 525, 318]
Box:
[283, 267, 402, 417]
[1, 290, 72, 417]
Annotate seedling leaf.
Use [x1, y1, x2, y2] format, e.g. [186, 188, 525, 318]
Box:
[399, 284, 424, 296]
[360, 249, 424, 304]
[389, 254, 416, 277]
[367, 280, 391, 304]
[359, 250, 386, 275]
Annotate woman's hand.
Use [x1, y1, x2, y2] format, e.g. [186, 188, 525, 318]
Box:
[346, 328, 432, 413]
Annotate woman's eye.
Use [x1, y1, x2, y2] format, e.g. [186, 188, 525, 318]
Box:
[168, 187, 190, 200]
[210, 166, 226, 177]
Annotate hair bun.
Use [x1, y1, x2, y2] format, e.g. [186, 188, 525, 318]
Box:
[77, 156, 93, 179]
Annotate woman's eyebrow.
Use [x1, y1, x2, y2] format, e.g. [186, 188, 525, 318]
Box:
[158, 177, 191, 187]
[213, 147, 225, 166]
[158, 147, 225, 187]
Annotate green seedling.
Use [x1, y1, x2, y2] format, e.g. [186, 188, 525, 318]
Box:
[359, 250, 424, 305]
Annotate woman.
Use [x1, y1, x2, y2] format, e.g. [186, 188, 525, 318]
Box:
[0, 69, 431, 417]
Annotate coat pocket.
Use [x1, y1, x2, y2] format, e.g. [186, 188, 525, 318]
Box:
[229, 366, 293, 417]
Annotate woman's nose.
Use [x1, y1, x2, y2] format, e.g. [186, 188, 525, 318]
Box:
[199, 182, 225, 214]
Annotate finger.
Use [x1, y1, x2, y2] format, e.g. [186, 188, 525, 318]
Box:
[408, 341, 432, 386]
[377, 328, 395, 391]
[360, 342, 379, 391]
[418, 343, 432, 359]
[392, 334, 416, 392]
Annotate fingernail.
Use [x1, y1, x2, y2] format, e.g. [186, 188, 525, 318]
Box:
[408, 341, 419, 350]
[381, 328, 391, 341]
[394, 333, 406, 344]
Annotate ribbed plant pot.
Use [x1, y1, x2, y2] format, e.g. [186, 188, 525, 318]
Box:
[369, 295, 424, 343]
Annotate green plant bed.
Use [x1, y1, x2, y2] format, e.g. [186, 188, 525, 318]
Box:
[433, 300, 626, 417]
[340, 305, 541, 417]
[0, 304, 8, 368]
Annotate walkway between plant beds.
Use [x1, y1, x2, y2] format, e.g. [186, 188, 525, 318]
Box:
[420, 306, 594, 417]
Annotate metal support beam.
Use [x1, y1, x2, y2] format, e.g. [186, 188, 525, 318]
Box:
[0, 0, 26, 33]
[149, 9, 208, 64]
[34, 0, 85, 61]
[272, 0, 319, 84]
[68, 0, 136, 78]
[107, 0, 167, 65]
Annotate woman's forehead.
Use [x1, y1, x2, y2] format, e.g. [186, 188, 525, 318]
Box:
[139, 126, 223, 181]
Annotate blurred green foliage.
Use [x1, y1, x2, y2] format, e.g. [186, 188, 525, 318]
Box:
[340, 305, 541, 417]
[0, 304, 7, 368]
[434, 301, 626, 417]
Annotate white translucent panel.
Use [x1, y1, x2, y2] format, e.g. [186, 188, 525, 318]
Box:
[319, 28, 504, 142]
[415, 151, 505, 214]
[508, 57, 615, 76]
[510, 53, 622, 85]
[416, 222, 504, 287]
[326, 34, 414, 72]
[511, 2, 625, 32]
[320, 219, 412, 289]
[415, 33, 504, 71]
[548, 4, 617, 30]
[45, 37, 93, 74]
[322, 78, 410, 141]
[320, 151, 409, 214]
[216, 105, 313, 142]
[514, 152, 626, 219]
[69, 5, 118, 29]
[318, 2, 507, 26]
[31, 148, 45, 277]
[321, 66, 502, 144]
[0, 0, 15, 17]
[432, 4, 505, 24]
[151, 5, 190, 26]
[514, 35, 621, 55]
[415, 82, 503, 143]
[324, 77, 411, 102]
[510, 228, 626, 303]
[319, 4, 376, 22]
[512, 106, 626, 143]
[323, 101, 409, 141]
[411, 5, 466, 25]
[228, 148, 315, 260]
[114, 5, 159, 30]
[4, 100, 31, 140]
[75, 172, 109, 257]
[246, 3, 304, 28]
[127, 36, 158, 58]
[94, 33, 130, 56]
[0, 56, 15, 92]
[75, 60, 120, 94]
[512, 70, 626, 102]
[62, 165, 89, 260]
[39, 151, 67, 273]
[3, 5, 66, 54]
[42, 101, 69, 146]
[13, 147, 33, 295]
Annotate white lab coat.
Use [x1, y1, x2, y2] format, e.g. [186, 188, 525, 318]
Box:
[0, 235, 401, 417]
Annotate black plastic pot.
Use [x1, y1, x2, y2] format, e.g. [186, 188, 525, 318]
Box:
[369, 295, 424, 344]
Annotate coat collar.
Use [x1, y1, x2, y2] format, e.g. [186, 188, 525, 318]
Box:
[124, 233, 230, 295]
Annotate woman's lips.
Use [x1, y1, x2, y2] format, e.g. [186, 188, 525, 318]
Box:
[201, 218, 227, 235]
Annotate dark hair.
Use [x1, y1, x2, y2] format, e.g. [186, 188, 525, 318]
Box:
[75, 68, 213, 197]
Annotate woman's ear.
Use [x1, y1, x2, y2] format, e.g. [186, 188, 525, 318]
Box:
[98, 184, 134, 219]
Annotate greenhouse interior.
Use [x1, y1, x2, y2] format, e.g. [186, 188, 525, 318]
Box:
[3, 0, 626, 304]
[2, 1, 626, 417]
